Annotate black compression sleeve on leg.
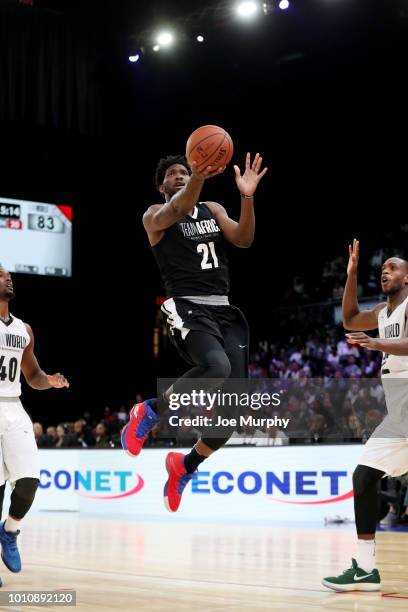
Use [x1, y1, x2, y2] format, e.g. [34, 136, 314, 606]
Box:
[173, 331, 231, 394]
[200, 437, 231, 451]
[184, 447, 206, 473]
[9, 478, 39, 520]
[353, 465, 385, 535]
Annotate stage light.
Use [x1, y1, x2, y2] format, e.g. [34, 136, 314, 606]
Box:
[128, 55, 140, 63]
[236, 1, 260, 19]
[156, 31, 175, 47]
[279, 0, 289, 10]
[153, 44, 161, 52]
[197, 35, 204, 42]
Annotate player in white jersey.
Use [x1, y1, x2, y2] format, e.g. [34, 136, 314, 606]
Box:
[322, 240, 408, 592]
[0, 266, 69, 585]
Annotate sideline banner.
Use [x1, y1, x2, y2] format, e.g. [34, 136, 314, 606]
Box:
[4, 446, 362, 521]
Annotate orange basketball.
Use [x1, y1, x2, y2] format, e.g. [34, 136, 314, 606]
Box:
[186, 125, 233, 172]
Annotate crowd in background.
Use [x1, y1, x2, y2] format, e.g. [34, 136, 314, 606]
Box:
[33, 296, 392, 450]
[33, 328, 386, 450]
[33, 402, 136, 449]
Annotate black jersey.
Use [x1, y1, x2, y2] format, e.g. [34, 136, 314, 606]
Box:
[152, 202, 230, 297]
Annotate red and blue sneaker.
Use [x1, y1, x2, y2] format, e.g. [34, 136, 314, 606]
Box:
[121, 399, 159, 457]
[163, 452, 195, 513]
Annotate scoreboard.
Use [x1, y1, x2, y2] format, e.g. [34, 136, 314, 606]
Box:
[0, 197, 72, 277]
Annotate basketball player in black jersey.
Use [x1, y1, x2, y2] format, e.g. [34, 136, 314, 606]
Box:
[121, 153, 267, 512]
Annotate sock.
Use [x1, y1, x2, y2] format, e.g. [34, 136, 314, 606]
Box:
[5, 516, 21, 533]
[184, 447, 206, 474]
[356, 539, 376, 572]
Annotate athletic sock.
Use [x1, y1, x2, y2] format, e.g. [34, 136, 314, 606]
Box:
[184, 447, 206, 474]
[356, 539, 376, 572]
[5, 516, 21, 533]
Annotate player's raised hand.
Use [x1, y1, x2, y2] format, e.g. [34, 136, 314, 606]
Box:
[347, 238, 359, 276]
[47, 373, 70, 389]
[234, 153, 268, 197]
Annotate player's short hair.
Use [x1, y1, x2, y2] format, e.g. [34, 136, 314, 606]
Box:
[390, 257, 408, 273]
[155, 155, 191, 189]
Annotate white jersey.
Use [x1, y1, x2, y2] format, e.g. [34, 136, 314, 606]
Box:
[378, 295, 408, 377]
[0, 315, 30, 397]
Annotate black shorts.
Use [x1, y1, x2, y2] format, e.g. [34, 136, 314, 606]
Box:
[161, 297, 249, 366]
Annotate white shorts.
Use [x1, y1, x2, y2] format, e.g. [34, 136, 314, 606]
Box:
[359, 415, 408, 477]
[0, 398, 40, 485]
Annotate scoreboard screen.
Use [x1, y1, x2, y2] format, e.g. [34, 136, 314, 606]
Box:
[0, 197, 72, 277]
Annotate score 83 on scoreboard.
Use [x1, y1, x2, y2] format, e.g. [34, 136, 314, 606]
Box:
[0, 197, 72, 277]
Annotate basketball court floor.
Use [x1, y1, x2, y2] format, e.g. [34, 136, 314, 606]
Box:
[0, 512, 407, 611]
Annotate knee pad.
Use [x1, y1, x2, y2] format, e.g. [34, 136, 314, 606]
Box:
[9, 478, 39, 519]
[353, 465, 384, 496]
[14, 478, 39, 500]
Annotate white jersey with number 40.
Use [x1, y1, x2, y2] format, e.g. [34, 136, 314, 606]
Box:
[0, 315, 30, 397]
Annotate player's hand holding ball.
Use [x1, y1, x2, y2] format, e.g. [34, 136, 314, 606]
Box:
[189, 160, 226, 180]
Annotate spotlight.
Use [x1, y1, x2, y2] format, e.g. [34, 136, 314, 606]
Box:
[128, 55, 140, 63]
[156, 31, 175, 47]
[278, 0, 289, 9]
[236, 1, 260, 19]
[153, 44, 161, 52]
[197, 35, 204, 42]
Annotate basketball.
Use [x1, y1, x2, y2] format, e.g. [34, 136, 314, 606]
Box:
[186, 125, 233, 172]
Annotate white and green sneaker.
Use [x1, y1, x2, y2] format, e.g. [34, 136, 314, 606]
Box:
[322, 558, 381, 592]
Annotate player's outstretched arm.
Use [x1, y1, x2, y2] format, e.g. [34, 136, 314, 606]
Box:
[144, 163, 225, 233]
[342, 239, 385, 330]
[207, 153, 267, 248]
[347, 302, 408, 355]
[21, 324, 69, 390]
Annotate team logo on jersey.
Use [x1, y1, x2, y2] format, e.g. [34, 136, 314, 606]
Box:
[384, 322, 400, 338]
[0, 333, 28, 350]
[179, 219, 220, 238]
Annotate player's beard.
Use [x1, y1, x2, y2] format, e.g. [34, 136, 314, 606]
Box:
[383, 284, 402, 297]
[4, 289, 15, 300]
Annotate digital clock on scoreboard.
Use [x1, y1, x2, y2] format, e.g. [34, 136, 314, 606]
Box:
[0, 197, 72, 277]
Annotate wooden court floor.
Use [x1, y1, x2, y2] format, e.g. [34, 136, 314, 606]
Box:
[0, 513, 406, 611]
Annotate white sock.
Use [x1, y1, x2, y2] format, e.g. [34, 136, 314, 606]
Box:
[356, 539, 376, 572]
[5, 516, 21, 533]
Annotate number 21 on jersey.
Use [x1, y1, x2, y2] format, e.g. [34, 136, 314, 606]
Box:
[197, 242, 219, 270]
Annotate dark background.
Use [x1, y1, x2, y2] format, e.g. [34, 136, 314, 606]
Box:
[0, 0, 407, 422]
